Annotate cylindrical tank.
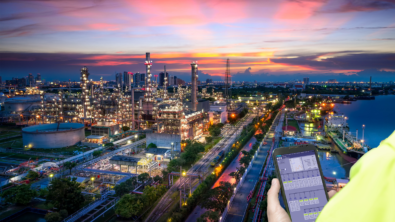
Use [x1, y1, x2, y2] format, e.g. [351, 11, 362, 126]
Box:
[22, 123, 85, 149]
[4, 95, 41, 114]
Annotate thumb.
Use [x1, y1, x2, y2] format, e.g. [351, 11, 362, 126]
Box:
[267, 178, 281, 209]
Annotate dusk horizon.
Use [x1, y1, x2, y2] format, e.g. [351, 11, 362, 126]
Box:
[1, 0, 395, 82]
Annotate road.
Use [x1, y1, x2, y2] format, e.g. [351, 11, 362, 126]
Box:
[185, 137, 257, 222]
[144, 114, 256, 222]
[225, 111, 283, 222]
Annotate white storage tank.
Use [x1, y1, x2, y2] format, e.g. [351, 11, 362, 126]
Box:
[22, 123, 85, 149]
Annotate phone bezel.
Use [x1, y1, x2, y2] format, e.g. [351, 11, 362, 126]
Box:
[272, 144, 330, 219]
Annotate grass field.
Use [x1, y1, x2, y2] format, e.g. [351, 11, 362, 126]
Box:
[0, 131, 21, 139]
[283, 119, 300, 132]
[0, 139, 23, 148]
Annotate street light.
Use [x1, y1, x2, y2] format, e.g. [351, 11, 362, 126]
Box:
[91, 177, 95, 185]
[49, 174, 53, 181]
[332, 171, 336, 175]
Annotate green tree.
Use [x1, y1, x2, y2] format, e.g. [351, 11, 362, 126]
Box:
[38, 188, 49, 198]
[153, 175, 163, 183]
[161, 169, 169, 183]
[142, 185, 157, 205]
[205, 136, 213, 144]
[199, 181, 234, 212]
[59, 209, 68, 218]
[239, 155, 252, 168]
[115, 194, 144, 218]
[197, 210, 221, 222]
[114, 177, 137, 197]
[122, 126, 130, 132]
[63, 161, 77, 174]
[45, 212, 62, 222]
[27, 170, 39, 180]
[138, 173, 150, 183]
[46, 177, 84, 214]
[0, 184, 37, 205]
[209, 127, 221, 137]
[229, 166, 246, 182]
[92, 150, 102, 157]
[147, 143, 157, 149]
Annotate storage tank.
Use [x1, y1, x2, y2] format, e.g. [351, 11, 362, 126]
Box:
[4, 95, 41, 114]
[22, 123, 85, 149]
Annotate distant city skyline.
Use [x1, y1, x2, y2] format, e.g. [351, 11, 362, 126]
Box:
[1, 0, 395, 82]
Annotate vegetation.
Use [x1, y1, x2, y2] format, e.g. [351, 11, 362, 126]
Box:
[115, 185, 167, 219]
[45, 212, 62, 222]
[63, 161, 77, 174]
[229, 166, 246, 183]
[198, 181, 234, 212]
[208, 123, 224, 137]
[147, 143, 157, 149]
[166, 140, 205, 173]
[46, 177, 85, 214]
[197, 211, 221, 222]
[0, 184, 37, 205]
[115, 177, 138, 197]
[26, 170, 39, 180]
[122, 126, 130, 132]
[92, 150, 102, 157]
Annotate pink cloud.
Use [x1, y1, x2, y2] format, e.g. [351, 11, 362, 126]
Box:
[74, 61, 137, 66]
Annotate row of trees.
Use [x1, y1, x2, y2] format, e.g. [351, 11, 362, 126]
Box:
[165, 112, 264, 222]
[1, 177, 85, 222]
[165, 140, 205, 174]
[208, 123, 224, 137]
[115, 184, 167, 219]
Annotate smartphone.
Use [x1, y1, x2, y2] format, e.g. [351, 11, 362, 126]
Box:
[273, 145, 329, 222]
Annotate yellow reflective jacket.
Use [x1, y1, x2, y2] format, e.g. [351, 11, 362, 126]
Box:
[317, 131, 395, 222]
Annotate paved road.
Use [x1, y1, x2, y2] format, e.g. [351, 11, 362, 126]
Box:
[224, 134, 274, 222]
[185, 137, 257, 222]
[224, 111, 284, 222]
[145, 115, 255, 222]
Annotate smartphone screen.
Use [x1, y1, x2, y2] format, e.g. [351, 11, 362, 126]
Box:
[276, 150, 328, 222]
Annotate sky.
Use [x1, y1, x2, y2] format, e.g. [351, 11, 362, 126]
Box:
[1, 0, 395, 82]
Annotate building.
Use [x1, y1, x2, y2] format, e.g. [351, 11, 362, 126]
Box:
[27, 73, 35, 86]
[115, 73, 123, 88]
[159, 72, 169, 87]
[35, 73, 42, 85]
[177, 78, 186, 86]
[140, 73, 146, 86]
[123, 71, 133, 90]
[303, 77, 309, 86]
[134, 72, 141, 87]
[328, 79, 338, 83]
[157, 101, 204, 140]
[169, 76, 174, 86]
[209, 102, 227, 124]
[174, 76, 177, 86]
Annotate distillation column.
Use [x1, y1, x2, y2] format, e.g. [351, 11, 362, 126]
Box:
[191, 62, 198, 111]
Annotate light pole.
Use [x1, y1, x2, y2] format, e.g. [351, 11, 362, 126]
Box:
[171, 142, 174, 160]
[91, 177, 95, 186]
[49, 173, 53, 182]
[362, 124, 365, 144]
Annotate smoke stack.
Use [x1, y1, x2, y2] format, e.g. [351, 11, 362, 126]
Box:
[191, 61, 198, 111]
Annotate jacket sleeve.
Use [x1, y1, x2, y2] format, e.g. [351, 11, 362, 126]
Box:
[317, 131, 395, 222]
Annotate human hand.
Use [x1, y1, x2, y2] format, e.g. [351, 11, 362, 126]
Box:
[267, 178, 337, 222]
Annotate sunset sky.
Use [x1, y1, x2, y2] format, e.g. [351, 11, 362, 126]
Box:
[1, 0, 395, 82]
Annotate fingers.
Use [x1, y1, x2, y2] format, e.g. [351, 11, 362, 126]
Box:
[328, 190, 337, 199]
[267, 178, 281, 210]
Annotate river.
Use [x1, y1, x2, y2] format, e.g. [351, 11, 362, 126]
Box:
[334, 95, 395, 148]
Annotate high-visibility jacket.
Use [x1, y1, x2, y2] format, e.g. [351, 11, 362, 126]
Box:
[317, 131, 395, 222]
